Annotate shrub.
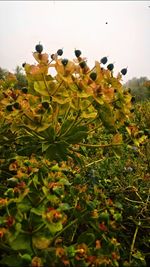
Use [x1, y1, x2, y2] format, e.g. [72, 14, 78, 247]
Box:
[0, 44, 149, 266]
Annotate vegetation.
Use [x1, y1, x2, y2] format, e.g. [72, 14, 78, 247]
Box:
[124, 77, 150, 102]
[0, 44, 149, 267]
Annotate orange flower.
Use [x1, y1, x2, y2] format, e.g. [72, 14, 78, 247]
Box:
[75, 243, 88, 260]
[56, 247, 66, 258]
[0, 228, 7, 238]
[95, 240, 102, 249]
[111, 251, 120, 260]
[31, 257, 43, 267]
[0, 198, 8, 207]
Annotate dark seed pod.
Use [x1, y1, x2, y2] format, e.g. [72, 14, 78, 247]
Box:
[144, 129, 150, 137]
[6, 104, 13, 112]
[107, 63, 114, 71]
[75, 49, 82, 58]
[100, 57, 108, 65]
[61, 59, 68, 66]
[13, 102, 21, 110]
[35, 43, 43, 54]
[57, 49, 63, 56]
[22, 62, 26, 68]
[131, 96, 136, 103]
[124, 121, 130, 127]
[90, 72, 97, 81]
[79, 61, 87, 69]
[121, 68, 127, 75]
[42, 102, 49, 109]
[22, 87, 28, 94]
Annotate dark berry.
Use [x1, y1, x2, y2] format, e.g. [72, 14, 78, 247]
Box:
[124, 121, 130, 127]
[35, 43, 43, 54]
[57, 49, 63, 56]
[22, 87, 28, 94]
[100, 57, 108, 65]
[61, 59, 68, 66]
[6, 104, 13, 112]
[75, 49, 82, 58]
[107, 63, 114, 71]
[79, 61, 87, 69]
[121, 68, 127, 75]
[13, 102, 21, 110]
[131, 96, 136, 103]
[90, 72, 97, 81]
[144, 129, 150, 137]
[42, 101, 49, 109]
[22, 62, 26, 68]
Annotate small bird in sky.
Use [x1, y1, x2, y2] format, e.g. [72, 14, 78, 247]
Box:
[105, 22, 108, 24]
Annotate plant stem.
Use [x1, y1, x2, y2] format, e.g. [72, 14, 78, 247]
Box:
[85, 158, 104, 167]
[51, 80, 63, 96]
[52, 218, 78, 242]
[129, 220, 141, 264]
[78, 142, 123, 148]
[42, 73, 51, 96]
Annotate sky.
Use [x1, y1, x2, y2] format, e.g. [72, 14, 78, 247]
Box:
[0, 0, 150, 83]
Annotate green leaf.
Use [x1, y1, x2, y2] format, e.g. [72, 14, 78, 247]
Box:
[64, 131, 88, 144]
[31, 206, 45, 216]
[77, 231, 95, 246]
[42, 142, 50, 152]
[0, 255, 23, 267]
[34, 81, 50, 96]
[17, 198, 32, 212]
[60, 119, 74, 135]
[67, 245, 76, 258]
[40, 126, 55, 141]
[58, 203, 71, 211]
[8, 233, 32, 251]
[53, 96, 70, 105]
[32, 174, 40, 188]
[46, 221, 63, 234]
[45, 142, 69, 161]
[59, 178, 71, 186]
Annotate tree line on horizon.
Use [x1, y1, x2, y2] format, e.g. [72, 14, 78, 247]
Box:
[0, 65, 150, 102]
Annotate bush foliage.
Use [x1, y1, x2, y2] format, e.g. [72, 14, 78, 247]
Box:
[0, 45, 149, 267]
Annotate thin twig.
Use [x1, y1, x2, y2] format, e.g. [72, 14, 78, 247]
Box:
[129, 220, 141, 264]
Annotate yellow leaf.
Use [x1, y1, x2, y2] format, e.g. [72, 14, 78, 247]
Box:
[81, 111, 97, 119]
[33, 52, 49, 64]
[52, 96, 70, 105]
[34, 81, 50, 96]
[32, 236, 51, 249]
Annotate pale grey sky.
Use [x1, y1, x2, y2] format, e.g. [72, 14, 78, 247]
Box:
[0, 1, 150, 82]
